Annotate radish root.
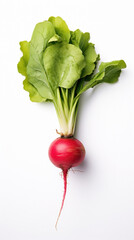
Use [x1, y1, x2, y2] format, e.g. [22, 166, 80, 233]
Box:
[55, 169, 68, 229]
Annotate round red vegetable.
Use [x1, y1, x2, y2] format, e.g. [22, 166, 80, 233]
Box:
[48, 137, 85, 228]
[49, 137, 85, 170]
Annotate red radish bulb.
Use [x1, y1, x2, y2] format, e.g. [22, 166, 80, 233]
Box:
[48, 137, 85, 228]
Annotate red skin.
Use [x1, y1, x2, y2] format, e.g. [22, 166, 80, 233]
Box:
[48, 137, 85, 170]
[48, 137, 85, 228]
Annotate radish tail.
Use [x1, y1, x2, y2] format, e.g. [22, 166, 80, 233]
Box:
[55, 169, 68, 229]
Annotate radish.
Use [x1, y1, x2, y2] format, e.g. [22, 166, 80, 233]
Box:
[49, 137, 85, 227]
[17, 16, 126, 228]
[49, 138, 85, 170]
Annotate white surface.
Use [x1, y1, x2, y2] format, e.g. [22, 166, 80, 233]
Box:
[0, 0, 134, 239]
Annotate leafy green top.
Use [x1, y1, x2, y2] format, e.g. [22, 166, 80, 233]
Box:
[17, 16, 126, 136]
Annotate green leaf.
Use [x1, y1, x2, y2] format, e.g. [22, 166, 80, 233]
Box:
[17, 41, 30, 76]
[43, 42, 85, 89]
[27, 44, 52, 100]
[27, 21, 55, 100]
[79, 32, 90, 52]
[19, 41, 29, 65]
[76, 60, 126, 97]
[17, 41, 46, 102]
[30, 21, 55, 58]
[48, 16, 70, 42]
[99, 60, 126, 72]
[70, 29, 90, 51]
[81, 43, 98, 78]
[70, 30, 83, 47]
[70, 29, 98, 78]
[76, 72, 105, 97]
[98, 60, 126, 83]
[23, 78, 46, 102]
[18, 57, 27, 76]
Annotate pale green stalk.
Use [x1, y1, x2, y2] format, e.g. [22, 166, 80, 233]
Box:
[53, 85, 80, 137]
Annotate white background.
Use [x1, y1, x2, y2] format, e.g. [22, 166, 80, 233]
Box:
[0, 0, 134, 239]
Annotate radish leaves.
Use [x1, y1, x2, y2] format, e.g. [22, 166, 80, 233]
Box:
[18, 16, 126, 136]
[76, 60, 126, 97]
[43, 42, 85, 89]
[48, 16, 70, 42]
[17, 41, 46, 102]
